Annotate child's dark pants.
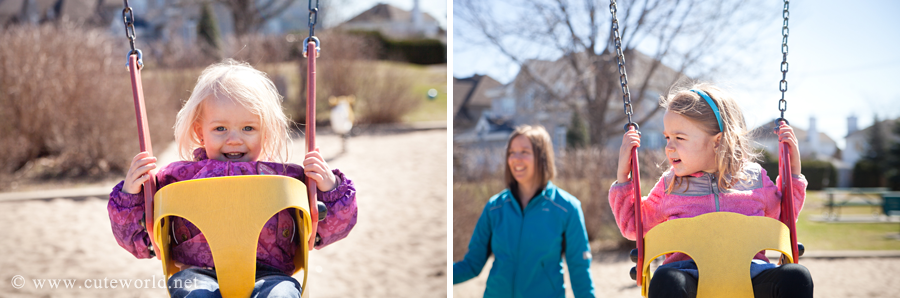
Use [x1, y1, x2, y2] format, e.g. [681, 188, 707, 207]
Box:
[648, 263, 813, 298]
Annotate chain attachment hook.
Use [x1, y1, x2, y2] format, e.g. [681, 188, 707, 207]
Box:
[302, 37, 321, 58]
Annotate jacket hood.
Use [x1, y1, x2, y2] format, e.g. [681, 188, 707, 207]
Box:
[663, 162, 765, 195]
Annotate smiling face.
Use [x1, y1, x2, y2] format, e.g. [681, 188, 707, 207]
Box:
[663, 111, 721, 176]
[194, 97, 263, 162]
[507, 135, 537, 187]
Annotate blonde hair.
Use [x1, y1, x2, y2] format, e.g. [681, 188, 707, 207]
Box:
[173, 59, 291, 162]
[504, 125, 557, 194]
[659, 82, 758, 192]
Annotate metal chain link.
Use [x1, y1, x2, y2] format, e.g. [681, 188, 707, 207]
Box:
[308, 0, 319, 37]
[777, 0, 790, 124]
[122, 4, 135, 52]
[303, 0, 321, 58]
[610, 0, 638, 132]
[121, 0, 142, 69]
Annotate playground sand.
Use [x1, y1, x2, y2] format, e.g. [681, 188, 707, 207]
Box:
[0, 129, 448, 298]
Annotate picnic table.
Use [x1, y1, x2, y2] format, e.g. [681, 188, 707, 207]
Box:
[883, 192, 900, 234]
[884, 192, 900, 216]
[822, 187, 889, 220]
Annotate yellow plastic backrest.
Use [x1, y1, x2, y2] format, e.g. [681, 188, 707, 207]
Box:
[153, 175, 312, 298]
[641, 212, 794, 298]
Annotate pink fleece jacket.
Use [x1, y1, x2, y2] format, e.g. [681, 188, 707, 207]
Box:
[608, 162, 806, 264]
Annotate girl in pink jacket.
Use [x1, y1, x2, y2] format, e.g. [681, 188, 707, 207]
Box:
[108, 59, 357, 297]
[609, 83, 812, 298]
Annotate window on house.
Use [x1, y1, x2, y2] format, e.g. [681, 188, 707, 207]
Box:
[555, 125, 567, 152]
[492, 97, 515, 118]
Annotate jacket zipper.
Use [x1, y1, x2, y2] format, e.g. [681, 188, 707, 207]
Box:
[513, 196, 524, 298]
[708, 174, 720, 211]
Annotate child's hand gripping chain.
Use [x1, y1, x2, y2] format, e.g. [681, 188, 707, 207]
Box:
[303, 148, 337, 192]
[617, 129, 642, 184]
[775, 123, 801, 175]
[123, 151, 157, 195]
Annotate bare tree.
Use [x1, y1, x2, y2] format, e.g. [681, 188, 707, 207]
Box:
[456, 0, 776, 146]
[216, 0, 297, 36]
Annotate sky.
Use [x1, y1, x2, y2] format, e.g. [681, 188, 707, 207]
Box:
[453, 0, 900, 150]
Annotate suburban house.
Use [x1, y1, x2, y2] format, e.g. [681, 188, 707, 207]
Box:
[336, 1, 445, 43]
[752, 116, 840, 161]
[454, 50, 686, 173]
[1, 0, 119, 27]
[752, 115, 900, 187]
[840, 116, 900, 187]
[4, 0, 443, 50]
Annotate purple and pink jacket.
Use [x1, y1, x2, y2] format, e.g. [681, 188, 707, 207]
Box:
[107, 149, 357, 275]
[608, 162, 806, 265]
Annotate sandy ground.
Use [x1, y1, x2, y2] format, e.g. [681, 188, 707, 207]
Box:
[0, 129, 447, 297]
[452, 253, 900, 297]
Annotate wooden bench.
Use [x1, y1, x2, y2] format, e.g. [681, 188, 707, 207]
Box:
[822, 187, 889, 220]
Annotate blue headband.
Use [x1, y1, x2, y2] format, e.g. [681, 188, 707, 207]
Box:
[690, 89, 723, 132]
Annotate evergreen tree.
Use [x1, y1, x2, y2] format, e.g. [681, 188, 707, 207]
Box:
[566, 111, 589, 149]
[198, 2, 223, 60]
[858, 114, 889, 187]
[887, 119, 900, 190]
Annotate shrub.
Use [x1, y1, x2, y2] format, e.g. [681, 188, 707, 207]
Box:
[353, 63, 420, 124]
[344, 30, 446, 65]
[758, 150, 837, 190]
[852, 160, 882, 188]
[146, 31, 296, 69]
[383, 38, 446, 65]
[801, 159, 837, 190]
[291, 31, 381, 124]
[0, 23, 185, 190]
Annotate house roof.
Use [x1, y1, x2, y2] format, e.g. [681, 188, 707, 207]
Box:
[750, 119, 839, 148]
[846, 117, 899, 140]
[453, 74, 500, 113]
[750, 119, 837, 146]
[453, 74, 502, 130]
[345, 3, 439, 25]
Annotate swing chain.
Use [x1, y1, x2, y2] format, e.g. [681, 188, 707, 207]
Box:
[122, 0, 136, 52]
[610, 0, 638, 132]
[308, 0, 319, 38]
[303, 0, 321, 58]
[777, 0, 790, 123]
[121, 0, 142, 69]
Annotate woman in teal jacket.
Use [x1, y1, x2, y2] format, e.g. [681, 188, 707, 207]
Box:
[454, 125, 596, 298]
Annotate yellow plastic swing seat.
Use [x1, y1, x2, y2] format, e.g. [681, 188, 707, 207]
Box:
[640, 212, 795, 298]
[152, 175, 312, 298]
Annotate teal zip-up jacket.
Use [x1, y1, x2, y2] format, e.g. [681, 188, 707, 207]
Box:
[453, 181, 596, 298]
